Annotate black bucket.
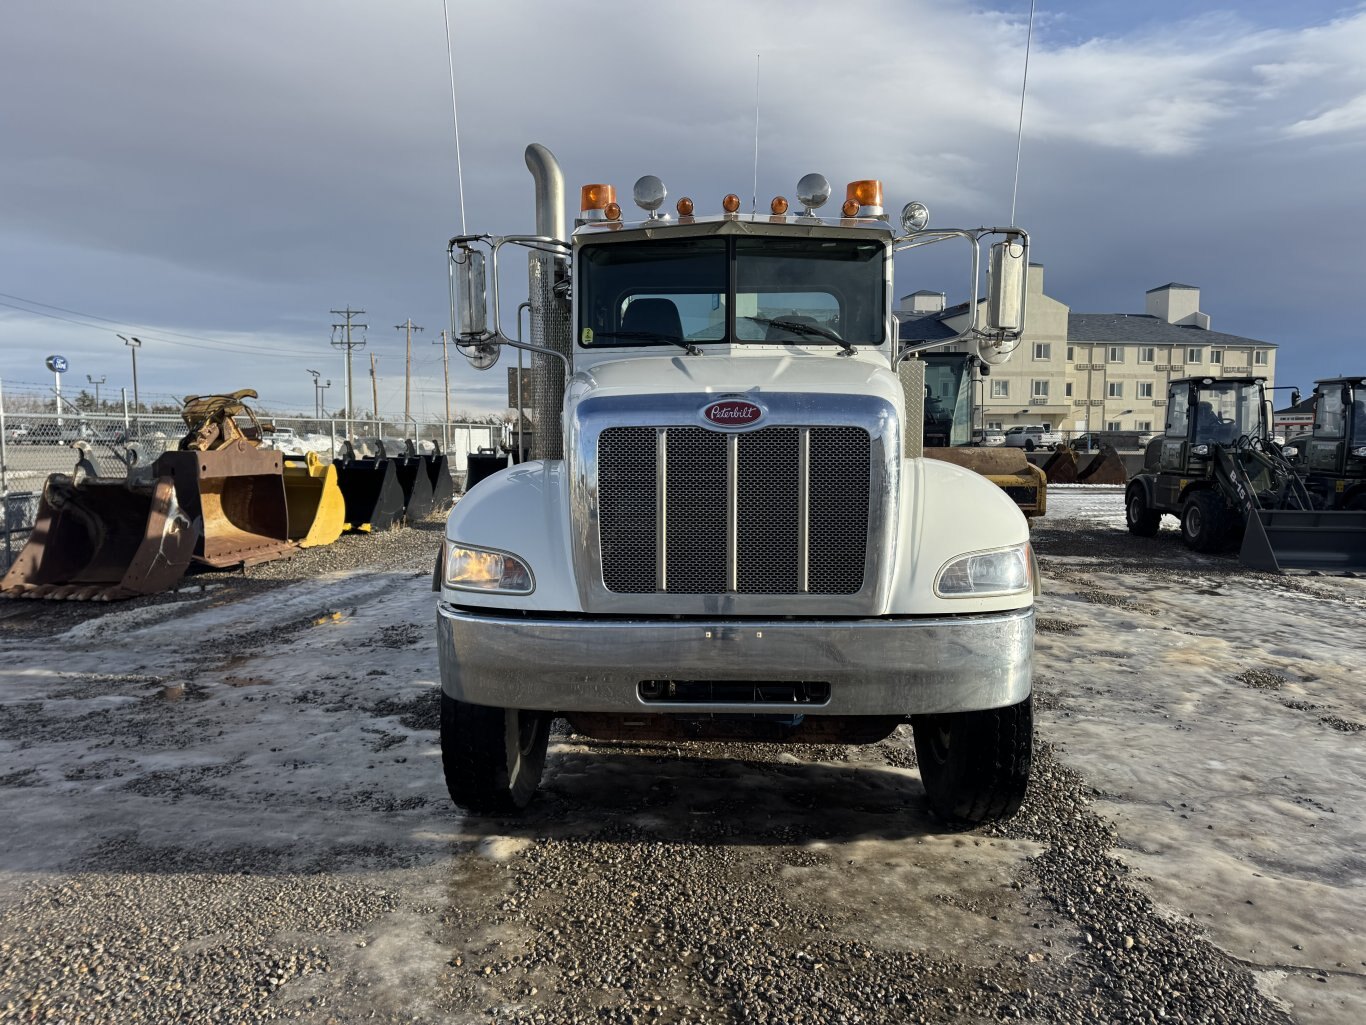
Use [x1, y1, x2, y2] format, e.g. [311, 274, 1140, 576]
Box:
[334, 455, 405, 533]
[465, 449, 509, 492]
[1240, 509, 1366, 574]
[392, 455, 436, 522]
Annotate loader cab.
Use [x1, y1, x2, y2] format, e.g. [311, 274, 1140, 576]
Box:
[1159, 377, 1267, 475]
[1306, 377, 1366, 475]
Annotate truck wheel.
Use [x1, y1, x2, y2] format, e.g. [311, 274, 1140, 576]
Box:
[1125, 483, 1161, 537]
[440, 693, 550, 814]
[912, 695, 1032, 828]
[1180, 490, 1230, 553]
[1024, 439, 1036, 452]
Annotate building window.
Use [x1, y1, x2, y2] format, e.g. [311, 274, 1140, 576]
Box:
[1186, 347, 1203, 364]
[1066, 346, 1074, 361]
[1065, 382, 1073, 397]
[1138, 346, 1155, 363]
[987, 421, 1003, 430]
[991, 379, 1009, 399]
[1138, 382, 1154, 398]
[1032, 379, 1049, 398]
[1108, 346, 1123, 363]
[1210, 349, 1223, 365]
[1033, 342, 1051, 360]
[1254, 349, 1268, 365]
[1108, 382, 1124, 398]
[1106, 420, 1123, 431]
[1135, 420, 1153, 432]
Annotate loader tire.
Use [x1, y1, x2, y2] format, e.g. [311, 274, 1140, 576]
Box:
[912, 695, 1032, 828]
[1125, 483, 1162, 537]
[440, 693, 550, 814]
[1180, 490, 1231, 553]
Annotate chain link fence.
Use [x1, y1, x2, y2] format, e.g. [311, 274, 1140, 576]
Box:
[1, 392, 509, 572]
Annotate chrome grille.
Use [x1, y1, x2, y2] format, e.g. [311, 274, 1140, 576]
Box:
[597, 425, 870, 596]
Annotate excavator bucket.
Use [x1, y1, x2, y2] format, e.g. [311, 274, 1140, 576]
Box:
[392, 452, 436, 522]
[333, 446, 405, 533]
[1042, 447, 1079, 485]
[0, 473, 199, 601]
[154, 442, 295, 568]
[1078, 445, 1128, 485]
[924, 447, 1048, 518]
[282, 451, 345, 548]
[425, 444, 455, 510]
[1239, 509, 1366, 574]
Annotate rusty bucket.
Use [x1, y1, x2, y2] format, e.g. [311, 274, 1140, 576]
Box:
[153, 441, 295, 568]
[0, 473, 199, 600]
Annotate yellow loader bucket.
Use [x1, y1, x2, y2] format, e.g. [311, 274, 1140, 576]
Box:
[924, 447, 1048, 518]
[1, 474, 199, 601]
[283, 452, 345, 548]
[153, 441, 295, 568]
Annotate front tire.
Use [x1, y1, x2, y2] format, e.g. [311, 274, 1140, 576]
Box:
[1024, 439, 1036, 452]
[1125, 483, 1162, 537]
[440, 693, 550, 814]
[1180, 490, 1230, 553]
[912, 695, 1032, 828]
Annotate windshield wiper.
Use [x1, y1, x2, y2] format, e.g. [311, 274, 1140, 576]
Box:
[750, 316, 856, 355]
[592, 329, 702, 355]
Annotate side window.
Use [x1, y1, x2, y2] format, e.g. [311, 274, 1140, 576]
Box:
[1166, 386, 1189, 437]
[1316, 386, 1346, 437]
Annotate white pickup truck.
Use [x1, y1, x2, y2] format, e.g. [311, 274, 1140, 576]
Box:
[1003, 425, 1062, 451]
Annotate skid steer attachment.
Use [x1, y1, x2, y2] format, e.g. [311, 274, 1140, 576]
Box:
[1041, 447, 1079, 485]
[0, 473, 199, 600]
[283, 451, 346, 548]
[154, 443, 294, 568]
[1077, 445, 1128, 485]
[334, 442, 405, 532]
[425, 442, 455, 510]
[923, 447, 1047, 518]
[392, 443, 437, 523]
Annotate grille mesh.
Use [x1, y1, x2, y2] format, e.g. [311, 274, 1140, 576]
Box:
[597, 424, 870, 596]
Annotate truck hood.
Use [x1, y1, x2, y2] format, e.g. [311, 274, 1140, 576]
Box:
[565, 353, 904, 408]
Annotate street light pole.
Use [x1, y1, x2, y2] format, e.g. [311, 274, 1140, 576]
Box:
[307, 368, 322, 419]
[86, 374, 106, 408]
[117, 335, 142, 436]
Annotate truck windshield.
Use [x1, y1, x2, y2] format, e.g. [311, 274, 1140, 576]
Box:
[1193, 382, 1263, 443]
[578, 235, 885, 348]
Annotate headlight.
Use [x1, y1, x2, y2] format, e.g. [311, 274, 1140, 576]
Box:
[935, 544, 1031, 598]
[1192, 444, 1211, 456]
[443, 542, 534, 594]
[1352, 447, 1366, 458]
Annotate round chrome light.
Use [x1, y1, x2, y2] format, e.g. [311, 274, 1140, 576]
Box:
[796, 173, 831, 213]
[901, 201, 930, 233]
[633, 175, 667, 213]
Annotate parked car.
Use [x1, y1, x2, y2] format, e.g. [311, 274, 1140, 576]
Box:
[971, 428, 1006, 447]
[1003, 425, 1062, 451]
[1065, 430, 1155, 452]
[4, 422, 31, 444]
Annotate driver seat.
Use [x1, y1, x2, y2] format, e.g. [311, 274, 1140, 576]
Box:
[620, 298, 683, 343]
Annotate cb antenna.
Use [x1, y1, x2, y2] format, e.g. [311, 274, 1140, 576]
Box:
[442, 0, 468, 234]
[1009, 0, 1036, 226]
[752, 53, 761, 214]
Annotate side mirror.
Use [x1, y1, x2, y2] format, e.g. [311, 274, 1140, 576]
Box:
[453, 247, 491, 340]
[985, 238, 1025, 334]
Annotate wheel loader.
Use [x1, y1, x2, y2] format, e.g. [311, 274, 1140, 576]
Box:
[1124, 376, 1366, 573]
[1297, 376, 1366, 511]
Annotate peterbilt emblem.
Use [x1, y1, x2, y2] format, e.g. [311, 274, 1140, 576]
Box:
[702, 399, 763, 427]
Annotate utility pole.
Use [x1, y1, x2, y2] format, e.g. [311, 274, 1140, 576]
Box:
[434, 331, 451, 426]
[117, 335, 142, 436]
[369, 353, 380, 434]
[330, 307, 367, 438]
[86, 374, 106, 408]
[306, 369, 321, 419]
[396, 318, 423, 427]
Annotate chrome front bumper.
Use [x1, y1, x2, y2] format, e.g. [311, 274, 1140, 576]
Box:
[436, 603, 1033, 716]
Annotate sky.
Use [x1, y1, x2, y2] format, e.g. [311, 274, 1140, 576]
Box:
[1, 0, 1363, 419]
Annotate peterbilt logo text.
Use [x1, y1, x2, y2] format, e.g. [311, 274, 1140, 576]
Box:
[702, 400, 763, 427]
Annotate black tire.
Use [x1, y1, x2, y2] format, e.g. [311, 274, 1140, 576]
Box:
[912, 695, 1032, 828]
[1024, 439, 1036, 452]
[440, 693, 550, 814]
[1125, 483, 1162, 537]
[1180, 489, 1231, 553]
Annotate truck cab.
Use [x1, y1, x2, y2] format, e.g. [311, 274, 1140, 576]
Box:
[436, 145, 1036, 826]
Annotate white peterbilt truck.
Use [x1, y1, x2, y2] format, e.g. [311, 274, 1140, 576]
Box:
[436, 143, 1036, 826]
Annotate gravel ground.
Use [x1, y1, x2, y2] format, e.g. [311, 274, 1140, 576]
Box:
[1, 494, 1361, 1024]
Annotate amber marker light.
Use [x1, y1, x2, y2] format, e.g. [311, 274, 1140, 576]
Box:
[770, 196, 789, 215]
[841, 198, 860, 216]
[604, 201, 622, 221]
[722, 193, 742, 213]
[676, 196, 695, 216]
[580, 183, 617, 221]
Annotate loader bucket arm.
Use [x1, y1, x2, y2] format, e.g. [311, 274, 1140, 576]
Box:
[0, 474, 199, 601]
